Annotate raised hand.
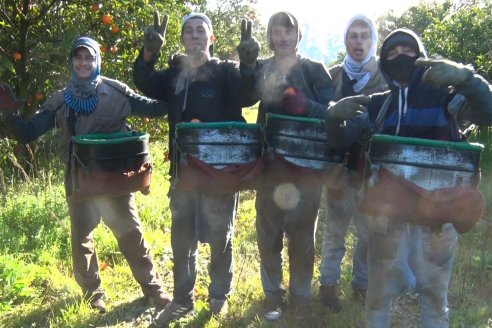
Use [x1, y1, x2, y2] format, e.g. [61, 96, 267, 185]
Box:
[327, 95, 370, 122]
[0, 83, 24, 112]
[236, 18, 260, 65]
[143, 11, 169, 54]
[415, 57, 473, 88]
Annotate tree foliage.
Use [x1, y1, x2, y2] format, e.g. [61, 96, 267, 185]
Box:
[0, 0, 259, 180]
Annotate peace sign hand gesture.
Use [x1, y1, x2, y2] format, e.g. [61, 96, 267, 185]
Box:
[237, 18, 260, 65]
[144, 11, 169, 54]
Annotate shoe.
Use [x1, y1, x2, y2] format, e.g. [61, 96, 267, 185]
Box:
[293, 303, 308, 320]
[209, 298, 228, 316]
[319, 285, 342, 313]
[264, 298, 282, 321]
[149, 293, 172, 311]
[352, 284, 367, 303]
[90, 297, 107, 313]
[150, 301, 193, 327]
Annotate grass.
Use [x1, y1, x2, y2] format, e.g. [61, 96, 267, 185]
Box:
[0, 138, 491, 328]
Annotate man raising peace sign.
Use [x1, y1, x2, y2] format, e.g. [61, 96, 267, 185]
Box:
[133, 11, 259, 327]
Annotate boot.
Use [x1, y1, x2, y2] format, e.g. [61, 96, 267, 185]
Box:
[319, 285, 342, 313]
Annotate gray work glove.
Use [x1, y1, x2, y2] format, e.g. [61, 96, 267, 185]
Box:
[0, 83, 24, 113]
[415, 57, 473, 88]
[143, 11, 169, 54]
[236, 18, 260, 65]
[327, 95, 371, 122]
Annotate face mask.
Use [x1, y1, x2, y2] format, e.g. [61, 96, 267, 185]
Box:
[385, 54, 418, 83]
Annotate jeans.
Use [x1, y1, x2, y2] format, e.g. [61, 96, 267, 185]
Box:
[365, 218, 457, 328]
[255, 177, 321, 305]
[169, 187, 238, 305]
[319, 183, 368, 289]
[68, 194, 166, 300]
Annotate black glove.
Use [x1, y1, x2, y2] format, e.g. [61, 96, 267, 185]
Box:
[0, 83, 24, 113]
[236, 18, 260, 65]
[415, 57, 473, 87]
[327, 95, 370, 122]
[282, 87, 307, 116]
[143, 11, 169, 54]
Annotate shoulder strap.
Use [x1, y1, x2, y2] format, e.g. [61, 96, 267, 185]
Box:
[374, 93, 393, 133]
[300, 60, 318, 101]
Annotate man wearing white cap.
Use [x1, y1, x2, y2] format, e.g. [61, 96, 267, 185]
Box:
[133, 11, 258, 327]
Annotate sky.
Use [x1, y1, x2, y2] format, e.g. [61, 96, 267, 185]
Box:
[254, 0, 426, 63]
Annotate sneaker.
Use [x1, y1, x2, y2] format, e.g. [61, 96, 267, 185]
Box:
[264, 299, 282, 321]
[209, 298, 228, 316]
[319, 285, 342, 313]
[149, 293, 172, 311]
[90, 297, 107, 313]
[150, 301, 193, 327]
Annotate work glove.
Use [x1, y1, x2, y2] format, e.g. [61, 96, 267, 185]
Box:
[415, 57, 473, 88]
[327, 95, 370, 122]
[0, 83, 24, 113]
[282, 87, 307, 116]
[168, 53, 188, 70]
[236, 18, 260, 65]
[143, 11, 169, 54]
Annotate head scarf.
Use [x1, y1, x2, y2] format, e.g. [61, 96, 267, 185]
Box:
[343, 14, 378, 92]
[64, 36, 102, 115]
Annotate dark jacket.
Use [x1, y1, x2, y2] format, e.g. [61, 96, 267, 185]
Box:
[133, 52, 255, 175]
[241, 56, 336, 124]
[326, 29, 492, 149]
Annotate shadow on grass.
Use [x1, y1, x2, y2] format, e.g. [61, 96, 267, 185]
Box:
[8, 295, 160, 328]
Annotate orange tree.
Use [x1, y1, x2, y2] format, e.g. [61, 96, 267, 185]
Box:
[0, 0, 262, 181]
[0, 0, 193, 180]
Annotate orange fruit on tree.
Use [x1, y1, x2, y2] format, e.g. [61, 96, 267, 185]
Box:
[100, 45, 109, 53]
[91, 3, 102, 12]
[110, 46, 118, 54]
[111, 25, 120, 33]
[101, 14, 112, 25]
[35, 92, 45, 101]
[13, 51, 22, 61]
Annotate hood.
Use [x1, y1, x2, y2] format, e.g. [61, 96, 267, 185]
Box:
[267, 11, 302, 51]
[69, 36, 101, 82]
[379, 29, 427, 85]
[344, 14, 378, 64]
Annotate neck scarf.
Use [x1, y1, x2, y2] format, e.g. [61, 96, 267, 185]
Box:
[343, 14, 378, 93]
[64, 36, 102, 115]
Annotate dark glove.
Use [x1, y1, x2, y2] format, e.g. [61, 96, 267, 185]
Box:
[236, 18, 260, 65]
[282, 87, 307, 116]
[327, 95, 370, 122]
[143, 11, 169, 54]
[0, 83, 24, 113]
[415, 57, 473, 87]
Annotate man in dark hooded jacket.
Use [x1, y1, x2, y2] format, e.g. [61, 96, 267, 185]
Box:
[325, 29, 492, 327]
[238, 11, 337, 320]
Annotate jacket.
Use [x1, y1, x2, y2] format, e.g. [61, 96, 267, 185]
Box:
[4, 77, 166, 166]
[329, 56, 387, 100]
[133, 52, 255, 175]
[326, 30, 492, 149]
[241, 56, 336, 124]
